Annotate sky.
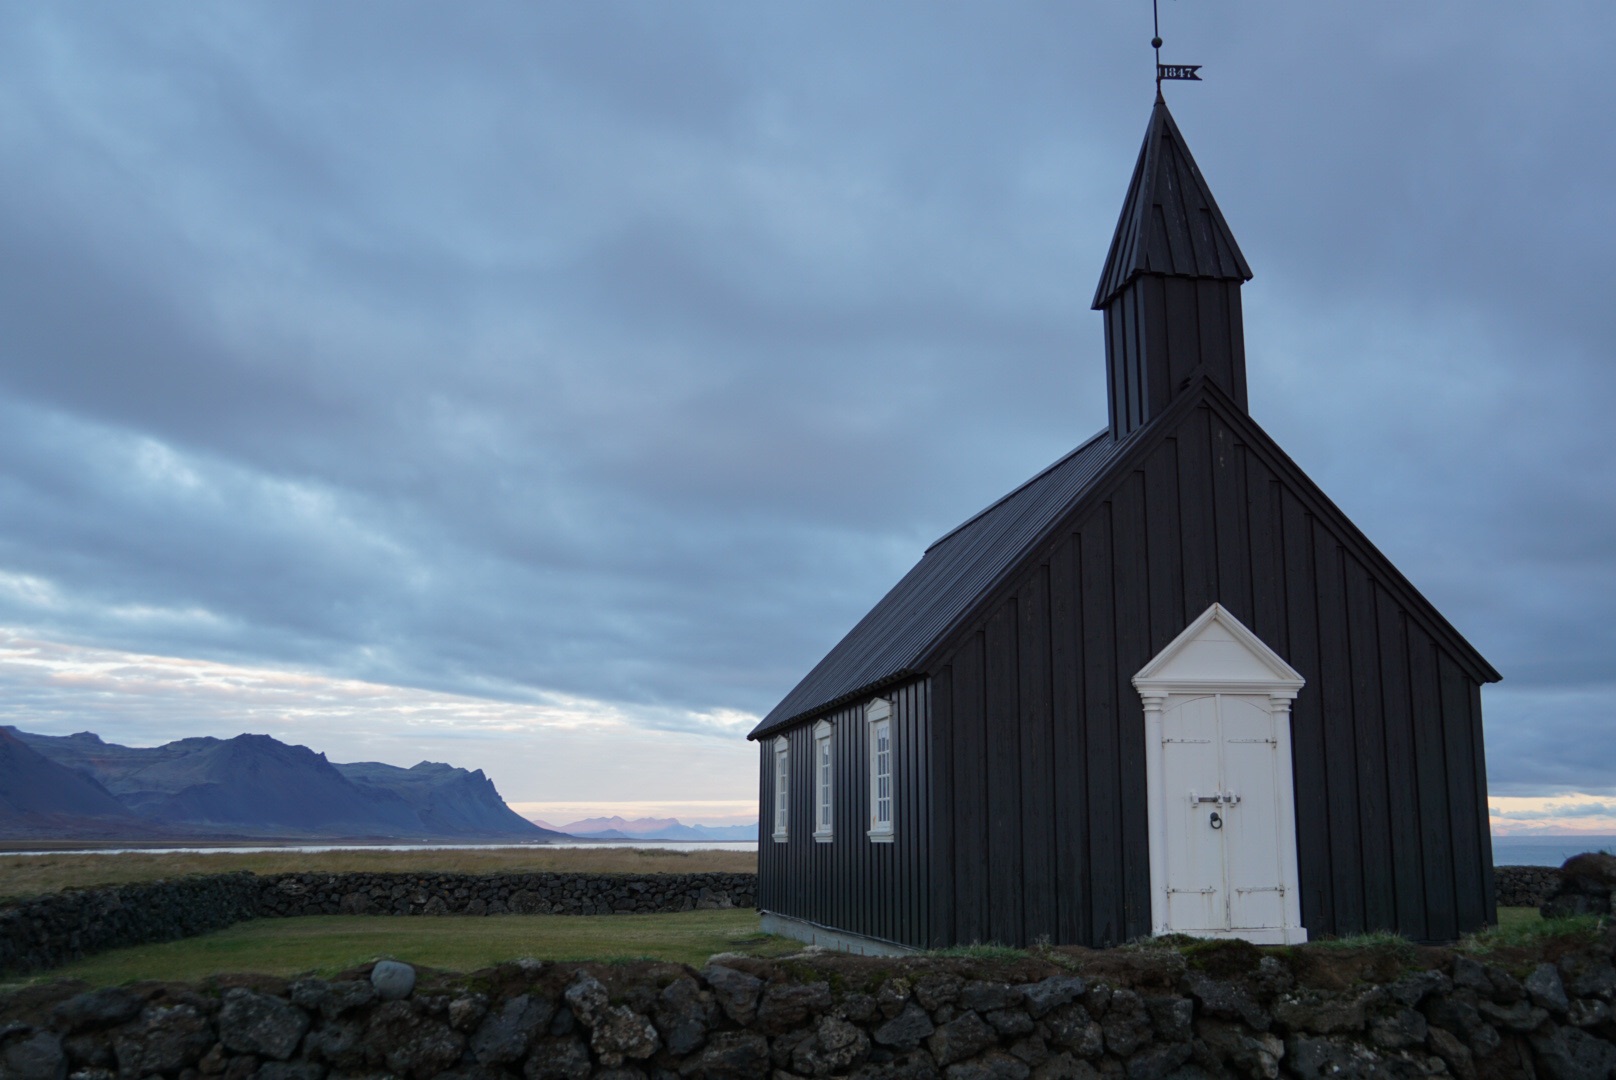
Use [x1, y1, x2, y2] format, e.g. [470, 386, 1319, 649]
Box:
[0, 4, 1612, 832]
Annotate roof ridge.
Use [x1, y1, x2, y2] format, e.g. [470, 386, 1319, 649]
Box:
[924, 428, 1112, 553]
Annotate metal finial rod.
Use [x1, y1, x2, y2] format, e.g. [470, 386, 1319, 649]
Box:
[1152, 0, 1163, 94]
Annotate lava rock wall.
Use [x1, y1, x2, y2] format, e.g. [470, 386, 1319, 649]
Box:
[4, 938, 1615, 1080]
[0, 871, 755, 977]
[1493, 866, 1563, 910]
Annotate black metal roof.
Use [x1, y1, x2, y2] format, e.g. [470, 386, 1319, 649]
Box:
[1091, 96, 1252, 310]
[749, 429, 1128, 738]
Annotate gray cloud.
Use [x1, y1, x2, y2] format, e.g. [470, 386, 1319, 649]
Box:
[0, 3, 1611, 796]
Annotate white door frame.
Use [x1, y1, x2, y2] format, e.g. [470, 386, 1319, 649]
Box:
[1133, 603, 1308, 944]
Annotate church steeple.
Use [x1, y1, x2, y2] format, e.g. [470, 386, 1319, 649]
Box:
[1094, 98, 1252, 439]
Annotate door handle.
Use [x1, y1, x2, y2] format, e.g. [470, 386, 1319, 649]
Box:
[1209, 811, 1223, 830]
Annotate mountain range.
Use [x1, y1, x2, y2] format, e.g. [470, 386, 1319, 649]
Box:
[0, 727, 568, 843]
[543, 815, 758, 842]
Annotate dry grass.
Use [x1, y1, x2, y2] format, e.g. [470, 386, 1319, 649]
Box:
[0, 846, 756, 903]
[2, 910, 797, 988]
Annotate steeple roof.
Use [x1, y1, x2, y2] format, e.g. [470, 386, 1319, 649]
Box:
[1091, 97, 1252, 309]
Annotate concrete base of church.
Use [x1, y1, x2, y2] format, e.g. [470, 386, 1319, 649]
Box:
[759, 911, 919, 957]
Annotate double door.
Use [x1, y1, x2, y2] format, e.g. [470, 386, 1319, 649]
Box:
[1159, 693, 1290, 934]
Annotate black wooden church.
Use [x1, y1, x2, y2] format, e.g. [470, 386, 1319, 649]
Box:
[749, 98, 1500, 952]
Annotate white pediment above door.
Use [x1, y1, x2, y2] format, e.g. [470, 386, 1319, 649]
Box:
[1133, 604, 1304, 696]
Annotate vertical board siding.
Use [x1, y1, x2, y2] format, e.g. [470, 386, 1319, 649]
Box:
[929, 667, 954, 947]
[1376, 589, 1428, 940]
[1018, 569, 1058, 944]
[1111, 471, 1154, 940]
[1440, 652, 1486, 933]
[985, 600, 1024, 944]
[953, 633, 990, 945]
[1345, 557, 1396, 931]
[1470, 682, 1498, 926]
[754, 679, 931, 949]
[1280, 487, 1334, 933]
[1314, 526, 1366, 935]
[1050, 534, 1091, 946]
[1081, 504, 1125, 945]
[1409, 623, 1458, 942]
[1209, 420, 1253, 622]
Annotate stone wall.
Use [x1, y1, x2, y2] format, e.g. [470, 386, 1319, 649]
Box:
[1494, 865, 1563, 910]
[0, 872, 755, 977]
[0, 873, 263, 980]
[255, 871, 756, 919]
[4, 933, 1614, 1080]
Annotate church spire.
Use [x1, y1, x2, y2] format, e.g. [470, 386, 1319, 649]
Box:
[1094, 98, 1252, 439]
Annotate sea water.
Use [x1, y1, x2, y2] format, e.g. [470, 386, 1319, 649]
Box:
[1491, 834, 1616, 867]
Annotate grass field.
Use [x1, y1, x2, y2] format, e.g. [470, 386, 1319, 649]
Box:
[0, 846, 757, 903]
[13, 909, 797, 987]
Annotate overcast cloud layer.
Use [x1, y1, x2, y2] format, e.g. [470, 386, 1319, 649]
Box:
[1, 3, 1612, 809]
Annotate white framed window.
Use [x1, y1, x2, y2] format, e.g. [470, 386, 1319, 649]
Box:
[772, 736, 789, 842]
[813, 719, 834, 842]
[866, 697, 894, 842]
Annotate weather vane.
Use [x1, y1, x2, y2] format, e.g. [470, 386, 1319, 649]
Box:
[1152, 0, 1202, 94]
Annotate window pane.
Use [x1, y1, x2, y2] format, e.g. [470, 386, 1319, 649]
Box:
[817, 738, 832, 830]
[874, 721, 892, 828]
[776, 750, 789, 832]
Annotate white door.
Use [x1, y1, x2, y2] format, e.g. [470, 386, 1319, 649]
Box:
[1135, 603, 1308, 944]
[1160, 692, 1289, 933]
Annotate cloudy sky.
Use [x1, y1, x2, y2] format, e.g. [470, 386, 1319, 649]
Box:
[1, 4, 1612, 831]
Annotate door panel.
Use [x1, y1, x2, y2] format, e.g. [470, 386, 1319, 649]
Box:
[1160, 693, 1289, 933]
[1220, 695, 1286, 929]
[1161, 695, 1225, 930]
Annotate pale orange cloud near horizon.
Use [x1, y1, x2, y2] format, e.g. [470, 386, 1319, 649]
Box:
[1488, 794, 1616, 836]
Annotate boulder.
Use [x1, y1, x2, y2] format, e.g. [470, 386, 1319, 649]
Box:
[1530, 1024, 1616, 1080]
[370, 959, 416, 1001]
[928, 1011, 996, 1068]
[701, 964, 764, 1025]
[112, 1004, 214, 1077]
[524, 1035, 592, 1080]
[217, 988, 310, 1060]
[589, 1005, 659, 1066]
[470, 993, 553, 1064]
[362, 999, 465, 1079]
[874, 1003, 936, 1051]
[653, 976, 717, 1056]
[791, 1015, 871, 1076]
[680, 1031, 770, 1080]
[755, 982, 833, 1035]
[1540, 852, 1616, 920]
[0, 1031, 66, 1080]
[945, 1049, 1031, 1080]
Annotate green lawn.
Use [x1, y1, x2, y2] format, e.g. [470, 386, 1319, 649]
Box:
[26, 910, 797, 987]
[1495, 906, 1540, 932]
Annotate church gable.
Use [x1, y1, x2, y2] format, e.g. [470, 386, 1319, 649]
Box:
[926, 378, 1496, 945]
